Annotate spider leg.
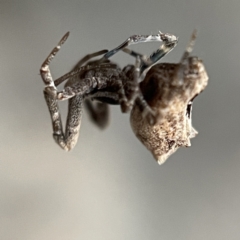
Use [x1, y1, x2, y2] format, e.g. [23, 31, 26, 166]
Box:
[122, 59, 158, 124]
[43, 71, 109, 151]
[70, 50, 110, 129]
[40, 32, 70, 98]
[122, 33, 178, 77]
[72, 49, 109, 70]
[40, 34, 103, 149]
[120, 49, 160, 124]
[121, 48, 145, 59]
[102, 32, 175, 59]
[40, 32, 83, 150]
[53, 63, 116, 87]
[44, 91, 83, 151]
[172, 30, 197, 86]
[179, 30, 197, 64]
[120, 56, 141, 112]
[120, 33, 178, 125]
[40, 34, 110, 149]
[43, 76, 100, 150]
[139, 33, 178, 76]
[99, 32, 177, 117]
[40, 33, 108, 91]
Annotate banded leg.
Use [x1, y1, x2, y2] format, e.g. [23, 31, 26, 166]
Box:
[172, 30, 197, 86]
[102, 31, 177, 60]
[122, 33, 178, 77]
[58, 51, 106, 148]
[54, 62, 117, 87]
[121, 48, 162, 124]
[140, 32, 178, 75]
[104, 31, 177, 117]
[72, 49, 109, 69]
[70, 50, 110, 129]
[39, 31, 107, 102]
[121, 33, 178, 124]
[44, 92, 83, 151]
[40, 32, 80, 151]
[40, 33, 110, 149]
[123, 62, 159, 125]
[40, 32, 70, 98]
[82, 32, 178, 115]
[121, 56, 141, 112]
[40, 33, 109, 95]
[122, 56, 158, 124]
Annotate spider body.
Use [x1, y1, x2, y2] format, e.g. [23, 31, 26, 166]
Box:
[40, 31, 208, 163]
[40, 31, 178, 151]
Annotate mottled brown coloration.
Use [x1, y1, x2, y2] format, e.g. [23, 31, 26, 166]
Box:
[40, 31, 208, 164]
[40, 31, 178, 152]
[130, 57, 208, 164]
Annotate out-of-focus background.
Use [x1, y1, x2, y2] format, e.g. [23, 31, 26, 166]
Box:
[0, 0, 240, 239]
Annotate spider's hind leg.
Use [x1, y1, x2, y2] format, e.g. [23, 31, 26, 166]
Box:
[41, 32, 82, 151]
[102, 32, 177, 60]
[120, 33, 178, 125]
[122, 34, 178, 78]
[41, 34, 109, 150]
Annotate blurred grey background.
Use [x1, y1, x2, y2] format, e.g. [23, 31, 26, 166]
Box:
[0, 0, 240, 239]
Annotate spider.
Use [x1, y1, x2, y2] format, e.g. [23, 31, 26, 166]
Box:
[40, 31, 178, 151]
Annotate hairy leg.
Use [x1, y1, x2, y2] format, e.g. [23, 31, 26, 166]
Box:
[44, 91, 83, 151]
[102, 31, 177, 60]
[172, 30, 197, 86]
[40, 32, 70, 98]
[70, 50, 110, 129]
[122, 32, 178, 77]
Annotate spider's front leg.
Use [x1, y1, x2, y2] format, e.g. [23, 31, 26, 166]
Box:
[40, 32, 70, 98]
[70, 49, 110, 129]
[44, 92, 83, 151]
[122, 31, 178, 79]
[101, 31, 177, 60]
[119, 56, 141, 113]
[43, 75, 100, 151]
[40, 32, 95, 151]
[40, 32, 83, 151]
[121, 32, 178, 125]
[103, 31, 178, 122]
[100, 32, 175, 112]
